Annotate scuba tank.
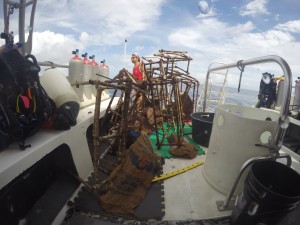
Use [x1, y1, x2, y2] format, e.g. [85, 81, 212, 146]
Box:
[294, 77, 300, 112]
[275, 76, 284, 110]
[89, 55, 99, 97]
[98, 60, 110, 100]
[91, 60, 109, 97]
[40, 68, 80, 130]
[99, 60, 109, 80]
[68, 49, 83, 102]
[82, 53, 92, 100]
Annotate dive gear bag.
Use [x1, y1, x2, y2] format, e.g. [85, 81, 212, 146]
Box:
[0, 49, 56, 150]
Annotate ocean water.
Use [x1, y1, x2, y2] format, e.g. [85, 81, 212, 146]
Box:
[224, 86, 258, 107]
[109, 85, 259, 108]
[196, 84, 259, 111]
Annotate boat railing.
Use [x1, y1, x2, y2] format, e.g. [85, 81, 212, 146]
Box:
[38, 61, 70, 69]
[203, 55, 292, 150]
[197, 62, 228, 112]
[3, 0, 37, 56]
[207, 55, 293, 210]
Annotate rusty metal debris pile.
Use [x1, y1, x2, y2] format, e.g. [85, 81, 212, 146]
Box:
[71, 49, 200, 202]
[142, 50, 199, 149]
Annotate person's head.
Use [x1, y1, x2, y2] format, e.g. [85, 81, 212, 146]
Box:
[131, 53, 140, 63]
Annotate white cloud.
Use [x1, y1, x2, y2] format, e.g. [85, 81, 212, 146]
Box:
[275, 20, 300, 33]
[239, 30, 295, 48]
[33, 0, 166, 45]
[135, 45, 145, 51]
[168, 19, 255, 50]
[167, 17, 300, 90]
[79, 32, 90, 47]
[30, 31, 84, 64]
[240, 0, 269, 17]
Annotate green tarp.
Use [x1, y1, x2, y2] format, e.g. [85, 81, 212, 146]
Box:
[149, 123, 205, 158]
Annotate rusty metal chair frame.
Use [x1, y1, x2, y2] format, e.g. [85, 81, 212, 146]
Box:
[142, 50, 199, 149]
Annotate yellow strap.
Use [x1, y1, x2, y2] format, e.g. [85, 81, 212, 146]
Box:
[274, 76, 284, 81]
[16, 95, 36, 113]
[152, 161, 204, 182]
[33, 96, 36, 112]
[16, 95, 20, 113]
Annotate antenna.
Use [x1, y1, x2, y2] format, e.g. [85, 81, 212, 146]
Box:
[124, 39, 127, 69]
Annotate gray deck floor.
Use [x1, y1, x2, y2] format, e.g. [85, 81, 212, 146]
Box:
[162, 153, 232, 221]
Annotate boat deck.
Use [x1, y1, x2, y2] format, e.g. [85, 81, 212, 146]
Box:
[162, 154, 231, 221]
[1, 100, 300, 225]
[62, 152, 233, 225]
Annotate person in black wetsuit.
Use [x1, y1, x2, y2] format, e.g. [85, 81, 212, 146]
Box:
[256, 72, 277, 108]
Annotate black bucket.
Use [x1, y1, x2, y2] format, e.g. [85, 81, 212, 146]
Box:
[231, 160, 300, 225]
[190, 112, 214, 147]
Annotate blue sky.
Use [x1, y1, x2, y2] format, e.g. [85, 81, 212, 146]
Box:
[0, 0, 300, 91]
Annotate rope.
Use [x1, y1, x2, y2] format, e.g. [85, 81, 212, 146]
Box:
[237, 60, 245, 93]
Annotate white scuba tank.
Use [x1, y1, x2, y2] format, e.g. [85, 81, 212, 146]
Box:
[41, 68, 80, 108]
[68, 49, 83, 102]
[99, 60, 109, 80]
[91, 60, 109, 99]
[294, 77, 300, 111]
[275, 78, 284, 110]
[90, 55, 99, 97]
[100, 60, 109, 99]
[82, 53, 92, 100]
[40, 68, 80, 125]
